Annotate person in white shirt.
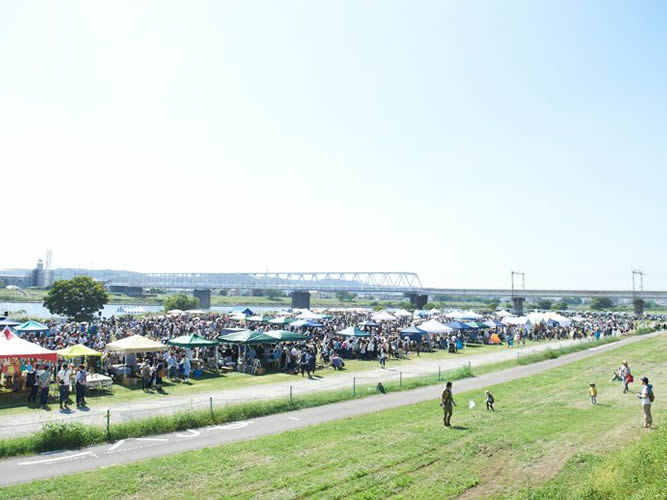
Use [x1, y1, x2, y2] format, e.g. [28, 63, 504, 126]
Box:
[636, 377, 653, 428]
[56, 364, 72, 410]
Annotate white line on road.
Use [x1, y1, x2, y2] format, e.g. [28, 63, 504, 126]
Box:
[107, 440, 126, 452]
[18, 451, 95, 466]
[136, 438, 169, 442]
[176, 429, 201, 438]
[287, 416, 300, 421]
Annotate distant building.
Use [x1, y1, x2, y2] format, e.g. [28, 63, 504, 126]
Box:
[0, 273, 27, 287]
[28, 259, 54, 288]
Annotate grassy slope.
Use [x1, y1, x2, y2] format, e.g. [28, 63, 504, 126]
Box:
[1, 334, 664, 500]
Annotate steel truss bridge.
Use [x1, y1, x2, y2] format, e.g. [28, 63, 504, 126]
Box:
[107, 271, 667, 299]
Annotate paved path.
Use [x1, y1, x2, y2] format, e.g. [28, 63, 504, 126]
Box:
[0, 330, 662, 487]
[0, 336, 606, 438]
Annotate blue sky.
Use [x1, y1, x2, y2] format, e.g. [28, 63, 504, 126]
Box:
[1, 1, 666, 289]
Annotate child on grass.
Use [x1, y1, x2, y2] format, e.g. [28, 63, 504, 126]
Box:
[589, 383, 597, 405]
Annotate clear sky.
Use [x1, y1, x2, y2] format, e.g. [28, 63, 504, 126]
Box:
[2, 1, 666, 290]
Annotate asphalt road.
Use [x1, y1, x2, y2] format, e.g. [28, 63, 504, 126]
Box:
[0, 330, 662, 487]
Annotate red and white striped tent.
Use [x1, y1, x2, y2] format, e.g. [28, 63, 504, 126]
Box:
[0, 327, 57, 362]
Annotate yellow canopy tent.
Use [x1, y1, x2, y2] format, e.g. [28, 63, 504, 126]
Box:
[57, 344, 103, 358]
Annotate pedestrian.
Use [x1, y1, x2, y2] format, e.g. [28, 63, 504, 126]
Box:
[37, 364, 51, 409]
[485, 390, 495, 411]
[75, 364, 88, 407]
[589, 383, 597, 405]
[26, 363, 38, 404]
[141, 361, 152, 391]
[56, 363, 72, 410]
[636, 377, 654, 428]
[620, 361, 633, 393]
[183, 356, 191, 383]
[379, 348, 387, 369]
[441, 381, 456, 428]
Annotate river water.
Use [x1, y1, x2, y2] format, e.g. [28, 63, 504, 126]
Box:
[0, 302, 283, 319]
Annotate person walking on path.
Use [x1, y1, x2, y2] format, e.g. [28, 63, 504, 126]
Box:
[441, 381, 456, 427]
[379, 348, 387, 369]
[636, 377, 654, 428]
[26, 364, 38, 404]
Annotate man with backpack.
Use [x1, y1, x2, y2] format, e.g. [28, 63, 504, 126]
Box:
[636, 376, 654, 428]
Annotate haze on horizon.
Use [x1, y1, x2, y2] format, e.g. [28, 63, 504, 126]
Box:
[2, 1, 666, 290]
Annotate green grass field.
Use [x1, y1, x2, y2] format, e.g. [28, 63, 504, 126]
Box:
[2, 333, 664, 499]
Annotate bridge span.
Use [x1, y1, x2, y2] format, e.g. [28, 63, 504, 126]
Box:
[106, 271, 666, 314]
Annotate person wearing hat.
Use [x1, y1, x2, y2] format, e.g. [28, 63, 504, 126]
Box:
[636, 377, 654, 428]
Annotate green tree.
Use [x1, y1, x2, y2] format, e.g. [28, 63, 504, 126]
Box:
[486, 299, 500, 311]
[590, 297, 614, 311]
[536, 299, 553, 310]
[163, 294, 199, 311]
[43, 276, 109, 321]
[552, 300, 569, 311]
[335, 291, 357, 302]
[264, 289, 282, 300]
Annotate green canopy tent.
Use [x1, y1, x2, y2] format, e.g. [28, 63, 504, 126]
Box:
[167, 334, 220, 348]
[168, 334, 220, 374]
[14, 320, 49, 335]
[265, 330, 309, 342]
[218, 330, 278, 374]
[219, 330, 277, 344]
[336, 326, 371, 338]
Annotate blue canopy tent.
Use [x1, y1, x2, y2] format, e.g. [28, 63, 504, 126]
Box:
[400, 325, 428, 342]
[358, 320, 379, 328]
[14, 320, 49, 335]
[302, 321, 324, 328]
[336, 326, 370, 338]
[445, 321, 473, 331]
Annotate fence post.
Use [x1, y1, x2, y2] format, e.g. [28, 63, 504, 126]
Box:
[106, 409, 110, 439]
[209, 397, 214, 419]
[468, 361, 471, 371]
[517, 351, 520, 361]
[290, 385, 293, 404]
[353, 378, 356, 396]
[438, 366, 441, 381]
[399, 372, 403, 387]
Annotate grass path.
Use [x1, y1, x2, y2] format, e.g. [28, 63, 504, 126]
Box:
[1, 333, 664, 499]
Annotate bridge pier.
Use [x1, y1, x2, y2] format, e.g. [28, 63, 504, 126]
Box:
[291, 291, 310, 309]
[193, 289, 211, 309]
[633, 298, 644, 316]
[408, 293, 428, 309]
[512, 297, 525, 316]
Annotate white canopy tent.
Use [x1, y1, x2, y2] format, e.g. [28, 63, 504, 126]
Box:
[371, 311, 397, 322]
[417, 319, 453, 334]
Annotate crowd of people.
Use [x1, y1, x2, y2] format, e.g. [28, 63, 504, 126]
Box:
[1, 308, 663, 401]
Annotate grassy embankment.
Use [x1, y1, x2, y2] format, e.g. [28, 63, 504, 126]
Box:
[0, 331, 652, 459]
[0, 332, 664, 499]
